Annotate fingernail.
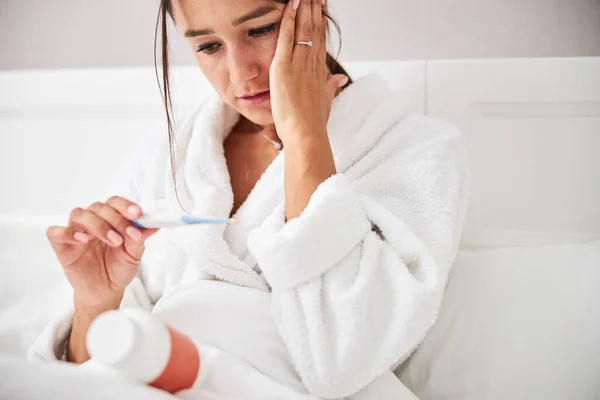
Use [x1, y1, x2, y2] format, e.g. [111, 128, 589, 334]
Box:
[338, 75, 349, 87]
[74, 232, 89, 244]
[321, 0, 326, 5]
[293, 0, 301, 10]
[126, 226, 142, 242]
[107, 230, 123, 246]
[127, 205, 141, 218]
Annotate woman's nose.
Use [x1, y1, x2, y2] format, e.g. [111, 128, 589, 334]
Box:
[228, 48, 259, 86]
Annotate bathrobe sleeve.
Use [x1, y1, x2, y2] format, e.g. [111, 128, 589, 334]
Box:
[27, 279, 152, 362]
[247, 115, 471, 399]
[27, 134, 161, 363]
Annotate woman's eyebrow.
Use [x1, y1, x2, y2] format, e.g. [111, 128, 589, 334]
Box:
[184, 5, 278, 38]
[233, 5, 277, 27]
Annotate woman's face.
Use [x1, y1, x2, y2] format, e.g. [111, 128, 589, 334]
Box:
[171, 0, 286, 127]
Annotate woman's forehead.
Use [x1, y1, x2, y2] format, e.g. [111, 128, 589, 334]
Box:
[172, 0, 281, 29]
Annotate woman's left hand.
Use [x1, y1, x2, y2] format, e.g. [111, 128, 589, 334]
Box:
[270, 0, 349, 145]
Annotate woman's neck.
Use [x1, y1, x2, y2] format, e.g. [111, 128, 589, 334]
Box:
[235, 117, 280, 144]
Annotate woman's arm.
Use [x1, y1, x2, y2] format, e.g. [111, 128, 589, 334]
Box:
[28, 132, 163, 364]
[284, 132, 337, 220]
[28, 276, 152, 363]
[67, 295, 123, 363]
[248, 117, 471, 398]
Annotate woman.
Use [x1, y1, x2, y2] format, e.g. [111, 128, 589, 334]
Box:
[29, 0, 471, 398]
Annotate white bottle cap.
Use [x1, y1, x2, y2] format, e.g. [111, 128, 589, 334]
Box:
[87, 311, 139, 365]
[86, 308, 171, 383]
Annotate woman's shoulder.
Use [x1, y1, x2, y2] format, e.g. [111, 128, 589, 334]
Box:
[171, 98, 214, 138]
[364, 110, 468, 174]
[379, 114, 467, 172]
[353, 73, 463, 137]
[391, 113, 463, 141]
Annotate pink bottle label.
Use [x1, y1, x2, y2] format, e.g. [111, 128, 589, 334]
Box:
[149, 326, 200, 393]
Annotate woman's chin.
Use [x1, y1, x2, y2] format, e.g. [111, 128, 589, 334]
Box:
[239, 108, 274, 127]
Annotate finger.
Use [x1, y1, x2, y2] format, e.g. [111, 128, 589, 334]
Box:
[104, 196, 143, 221]
[105, 196, 154, 242]
[88, 202, 145, 245]
[47, 225, 89, 249]
[273, 0, 299, 63]
[140, 227, 159, 241]
[118, 226, 159, 262]
[68, 208, 124, 248]
[293, 0, 315, 58]
[101, 197, 160, 258]
[312, 0, 325, 50]
[319, 12, 328, 63]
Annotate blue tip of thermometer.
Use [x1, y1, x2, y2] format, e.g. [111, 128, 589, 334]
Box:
[131, 215, 236, 229]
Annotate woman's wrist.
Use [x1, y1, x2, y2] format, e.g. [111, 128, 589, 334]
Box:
[73, 292, 124, 318]
[67, 293, 123, 364]
[279, 124, 328, 148]
[283, 129, 336, 220]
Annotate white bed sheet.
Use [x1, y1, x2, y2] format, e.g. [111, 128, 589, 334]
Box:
[0, 222, 72, 357]
[0, 355, 179, 400]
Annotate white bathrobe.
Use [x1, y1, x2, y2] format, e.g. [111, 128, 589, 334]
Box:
[29, 73, 471, 399]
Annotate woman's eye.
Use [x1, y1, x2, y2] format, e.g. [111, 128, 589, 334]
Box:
[249, 23, 277, 37]
[195, 23, 277, 55]
[196, 43, 221, 54]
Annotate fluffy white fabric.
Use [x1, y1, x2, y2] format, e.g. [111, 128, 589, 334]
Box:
[71, 280, 318, 399]
[29, 73, 471, 399]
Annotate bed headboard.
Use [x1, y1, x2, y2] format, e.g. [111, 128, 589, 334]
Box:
[1, 57, 599, 248]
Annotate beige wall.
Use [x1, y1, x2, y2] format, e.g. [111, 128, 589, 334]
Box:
[1, 0, 599, 70]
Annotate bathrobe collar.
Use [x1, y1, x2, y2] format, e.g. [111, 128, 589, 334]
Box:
[166, 73, 402, 291]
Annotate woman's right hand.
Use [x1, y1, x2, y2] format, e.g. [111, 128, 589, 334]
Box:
[47, 196, 159, 309]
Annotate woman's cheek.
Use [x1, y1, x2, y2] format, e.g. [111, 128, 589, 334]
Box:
[263, 37, 279, 67]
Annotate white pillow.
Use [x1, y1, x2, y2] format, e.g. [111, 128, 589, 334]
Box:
[397, 240, 600, 400]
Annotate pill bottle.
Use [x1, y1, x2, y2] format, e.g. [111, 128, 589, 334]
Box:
[86, 308, 200, 394]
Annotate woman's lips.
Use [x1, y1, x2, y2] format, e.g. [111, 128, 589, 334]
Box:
[238, 91, 271, 107]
